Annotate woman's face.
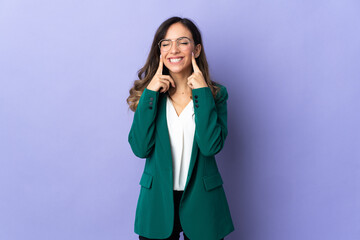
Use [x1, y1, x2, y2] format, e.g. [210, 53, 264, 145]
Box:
[161, 22, 201, 75]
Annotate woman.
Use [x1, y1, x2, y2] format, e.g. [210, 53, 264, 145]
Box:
[127, 16, 234, 240]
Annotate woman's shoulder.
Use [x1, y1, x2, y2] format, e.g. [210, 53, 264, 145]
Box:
[213, 82, 228, 103]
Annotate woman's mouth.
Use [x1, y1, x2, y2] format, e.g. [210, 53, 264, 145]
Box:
[168, 57, 184, 64]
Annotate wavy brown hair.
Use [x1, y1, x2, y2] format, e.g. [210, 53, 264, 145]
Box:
[127, 16, 220, 112]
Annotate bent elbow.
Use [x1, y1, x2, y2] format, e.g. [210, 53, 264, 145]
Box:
[128, 135, 153, 159]
[199, 140, 225, 157]
[197, 131, 227, 157]
[130, 145, 153, 159]
[133, 150, 149, 158]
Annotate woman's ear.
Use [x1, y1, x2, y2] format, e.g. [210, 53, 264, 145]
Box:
[195, 44, 201, 58]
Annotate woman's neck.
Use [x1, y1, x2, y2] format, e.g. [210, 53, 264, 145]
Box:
[169, 68, 193, 96]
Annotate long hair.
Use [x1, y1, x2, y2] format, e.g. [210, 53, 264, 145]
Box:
[127, 16, 220, 112]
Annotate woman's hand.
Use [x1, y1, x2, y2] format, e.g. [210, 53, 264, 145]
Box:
[187, 52, 208, 89]
[147, 55, 176, 93]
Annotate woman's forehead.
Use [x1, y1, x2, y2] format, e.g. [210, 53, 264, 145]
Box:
[164, 23, 192, 40]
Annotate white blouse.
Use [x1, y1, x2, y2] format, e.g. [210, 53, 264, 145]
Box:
[166, 95, 195, 191]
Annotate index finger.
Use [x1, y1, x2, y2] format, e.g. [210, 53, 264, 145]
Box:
[156, 54, 163, 75]
[191, 52, 201, 73]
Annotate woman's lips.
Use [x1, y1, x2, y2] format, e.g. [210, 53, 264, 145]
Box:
[168, 57, 184, 64]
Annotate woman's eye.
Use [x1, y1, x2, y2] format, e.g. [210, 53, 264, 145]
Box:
[181, 43, 189, 45]
[162, 44, 169, 47]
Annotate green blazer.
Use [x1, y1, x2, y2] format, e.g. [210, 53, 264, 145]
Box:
[128, 84, 234, 240]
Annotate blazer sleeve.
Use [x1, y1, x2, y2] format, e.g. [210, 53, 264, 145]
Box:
[128, 88, 159, 158]
[191, 85, 228, 157]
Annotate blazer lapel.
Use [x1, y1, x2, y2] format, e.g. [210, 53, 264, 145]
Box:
[155, 93, 173, 172]
[184, 134, 199, 191]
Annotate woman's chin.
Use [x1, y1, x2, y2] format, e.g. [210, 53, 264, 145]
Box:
[168, 66, 191, 75]
[169, 69, 183, 74]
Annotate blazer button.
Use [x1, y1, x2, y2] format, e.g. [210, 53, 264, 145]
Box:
[149, 102, 153, 105]
[194, 95, 198, 99]
[150, 97, 154, 101]
[195, 104, 199, 108]
[149, 106, 153, 109]
[195, 100, 198, 103]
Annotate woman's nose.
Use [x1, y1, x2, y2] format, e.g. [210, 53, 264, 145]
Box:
[170, 42, 180, 53]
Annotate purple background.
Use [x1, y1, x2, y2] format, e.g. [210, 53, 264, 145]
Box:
[1, 1, 359, 239]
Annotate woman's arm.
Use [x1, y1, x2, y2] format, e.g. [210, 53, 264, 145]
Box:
[128, 88, 159, 158]
[192, 85, 228, 157]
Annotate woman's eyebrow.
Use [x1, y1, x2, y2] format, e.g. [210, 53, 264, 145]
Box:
[163, 36, 189, 40]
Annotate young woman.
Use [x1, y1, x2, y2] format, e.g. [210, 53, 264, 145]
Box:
[127, 16, 234, 240]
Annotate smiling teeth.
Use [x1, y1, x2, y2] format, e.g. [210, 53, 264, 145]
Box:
[170, 58, 182, 63]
